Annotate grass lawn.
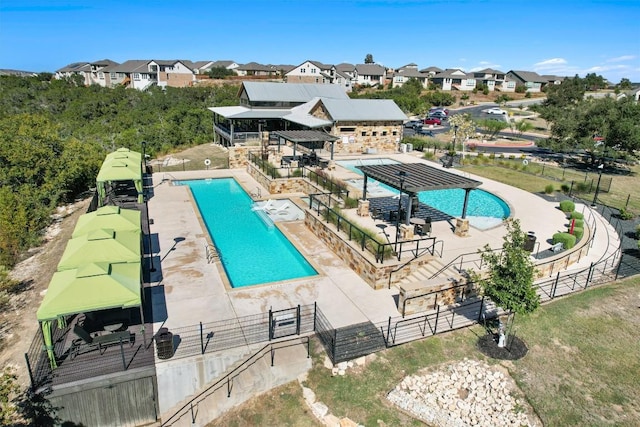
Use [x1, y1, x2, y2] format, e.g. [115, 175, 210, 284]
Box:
[460, 160, 640, 212]
[208, 278, 640, 427]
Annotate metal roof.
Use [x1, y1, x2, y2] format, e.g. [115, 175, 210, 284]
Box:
[357, 163, 482, 195]
[321, 98, 407, 121]
[207, 106, 291, 119]
[272, 130, 339, 143]
[241, 81, 349, 102]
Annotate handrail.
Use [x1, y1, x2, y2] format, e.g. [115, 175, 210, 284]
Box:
[387, 239, 445, 289]
[161, 335, 310, 426]
[428, 247, 503, 280]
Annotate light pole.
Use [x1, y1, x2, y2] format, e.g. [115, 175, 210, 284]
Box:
[453, 124, 458, 152]
[141, 140, 148, 174]
[395, 171, 407, 254]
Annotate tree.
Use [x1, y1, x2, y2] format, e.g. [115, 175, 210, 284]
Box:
[617, 78, 632, 91]
[583, 72, 606, 91]
[364, 54, 374, 64]
[476, 119, 509, 140]
[512, 119, 534, 137]
[206, 66, 235, 79]
[448, 113, 476, 151]
[472, 219, 539, 345]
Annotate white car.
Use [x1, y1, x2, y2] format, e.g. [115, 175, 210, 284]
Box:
[486, 107, 507, 115]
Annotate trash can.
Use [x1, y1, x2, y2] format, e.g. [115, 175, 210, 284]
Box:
[400, 143, 407, 153]
[523, 232, 536, 252]
[406, 143, 413, 152]
[156, 327, 174, 359]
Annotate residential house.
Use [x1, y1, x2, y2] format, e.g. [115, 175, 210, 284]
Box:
[284, 60, 335, 84]
[540, 75, 565, 86]
[235, 62, 275, 77]
[190, 61, 215, 74]
[419, 66, 443, 78]
[472, 68, 508, 92]
[55, 59, 118, 86]
[392, 63, 430, 88]
[105, 59, 196, 90]
[431, 69, 476, 91]
[506, 70, 546, 92]
[269, 64, 296, 77]
[616, 86, 640, 102]
[354, 64, 386, 87]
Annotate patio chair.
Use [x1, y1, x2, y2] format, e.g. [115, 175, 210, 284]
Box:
[550, 242, 564, 253]
[71, 324, 133, 357]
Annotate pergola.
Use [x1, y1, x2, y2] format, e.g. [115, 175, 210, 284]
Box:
[271, 130, 340, 160]
[357, 163, 482, 224]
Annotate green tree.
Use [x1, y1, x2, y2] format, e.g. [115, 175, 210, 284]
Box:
[472, 219, 539, 342]
[364, 54, 374, 64]
[206, 67, 235, 79]
[448, 113, 476, 150]
[512, 120, 534, 136]
[476, 118, 508, 140]
[617, 78, 632, 91]
[583, 72, 607, 91]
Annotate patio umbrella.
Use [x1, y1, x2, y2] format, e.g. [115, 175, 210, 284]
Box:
[96, 159, 144, 205]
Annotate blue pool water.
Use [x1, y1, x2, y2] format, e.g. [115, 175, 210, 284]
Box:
[338, 160, 510, 221]
[178, 179, 317, 288]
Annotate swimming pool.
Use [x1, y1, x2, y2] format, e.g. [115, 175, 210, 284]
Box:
[178, 179, 317, 288]
[339, 160, 510, 227]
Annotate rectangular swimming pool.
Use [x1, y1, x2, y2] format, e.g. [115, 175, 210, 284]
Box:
[177, 178, 317, 287]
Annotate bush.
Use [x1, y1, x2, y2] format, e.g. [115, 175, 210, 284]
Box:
[553, 232, 577, 249]
[559, 200, 575, 213]
[570, 226, 584, 241]
[619, 206, 635, 220]
[574, 182, 590, 193]
[569, 211, 584, 220]
[570, 219, 584, 229]
[544, 184, 554, 194]
[561, 183, 571, 193]
[636, 224, 640, 239]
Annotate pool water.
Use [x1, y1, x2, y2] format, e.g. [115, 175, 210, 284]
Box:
[178, 179, 317, 287]
[338, 160, 510, 224]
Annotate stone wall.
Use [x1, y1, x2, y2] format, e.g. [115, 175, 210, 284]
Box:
[330, 121, 402, 155]
[399, 280, 476, 316]
[305, 212, 438, 290]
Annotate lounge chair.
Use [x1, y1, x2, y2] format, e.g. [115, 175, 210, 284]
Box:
[271, 202, 290, 214]
[252, 199, 274, 212]
[71, 324, 133, 357]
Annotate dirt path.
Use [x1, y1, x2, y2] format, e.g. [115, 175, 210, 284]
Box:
[0, 198, 91, 388]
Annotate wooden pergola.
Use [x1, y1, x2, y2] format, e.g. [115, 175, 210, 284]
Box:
[357, 163, 482, 224]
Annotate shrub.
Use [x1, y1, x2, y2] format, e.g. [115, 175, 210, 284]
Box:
[560, 183, 570, 193]
[569, 211, 584, 220]
[636, 224, 640, 239]
[574, 182, 590, 193]
[422, 152, 435, 160]
[544, 184, 554, 194]
[343, 197, 359, 209]
[570, 219, 584, 229]
[619, 207, 635, 220]
[559, 200, 575, 213]
[570, 227, 584, 241]
[553, 232, 577, 249]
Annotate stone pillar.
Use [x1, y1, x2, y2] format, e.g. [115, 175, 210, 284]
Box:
[454, 218, 470, 237]
[399, 223, 414, 239]
[357, 199, 370, 217]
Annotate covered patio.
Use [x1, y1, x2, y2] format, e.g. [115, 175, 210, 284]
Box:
[271, 130, 341, 163]
[357, 163, 482, 235]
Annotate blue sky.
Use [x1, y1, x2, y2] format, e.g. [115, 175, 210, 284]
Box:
[1, 0, 639, 82]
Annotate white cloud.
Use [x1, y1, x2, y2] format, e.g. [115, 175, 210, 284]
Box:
[606, 55, 636, 63]
[533, 58, 568, 69]
[469, 61, 502, 72]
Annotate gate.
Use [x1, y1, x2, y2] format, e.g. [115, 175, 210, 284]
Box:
[269, 305, 301, 340]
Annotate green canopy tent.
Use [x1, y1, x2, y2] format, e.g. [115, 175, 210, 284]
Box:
[36, 262, 142, 368]
[96, 159, 144, 206]
[104, 147, 142, 165]
[57, 229, 141, 271]
[72, 206, 141, 238]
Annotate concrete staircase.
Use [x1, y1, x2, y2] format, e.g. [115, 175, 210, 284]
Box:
[399, 257, 465, 286]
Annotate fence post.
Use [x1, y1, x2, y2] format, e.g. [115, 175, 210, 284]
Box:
[434, 305, 440, 334]
[268, 308, 273, 341]
[551, 272, 560, 298]
[24, 353, 36, 391]
[200, 322, 204, 354]
[387, 317, 392, 347]
[296, 305, 301, 335]
[477, 297, 485, 323]
[585, 262, 594, 288]
[313, 302, 317, 331]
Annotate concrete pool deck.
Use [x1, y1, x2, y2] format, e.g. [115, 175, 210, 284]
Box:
[148, 152, 620, 416]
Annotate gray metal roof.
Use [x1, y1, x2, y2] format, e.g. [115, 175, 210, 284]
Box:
[355, 64, 386, 76]
[357, 163, 481, 195]
[321, 99, 407, 121]
[242, 81, 349, 102]
[108, 60, 151, 73]
[507, 70, 546, 83]
[271, 130, 339, 143]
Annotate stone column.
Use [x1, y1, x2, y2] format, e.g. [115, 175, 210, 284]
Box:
[357, 199, 370, 217]
[454, 218, 470, 237]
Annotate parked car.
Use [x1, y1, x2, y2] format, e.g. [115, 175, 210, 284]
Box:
[485, 107, 507, 115]
[429, 107, 449, 116]
[404, 119, 423, 128]
[428, 111, 447, 120]
[424, 117, 442, 125]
